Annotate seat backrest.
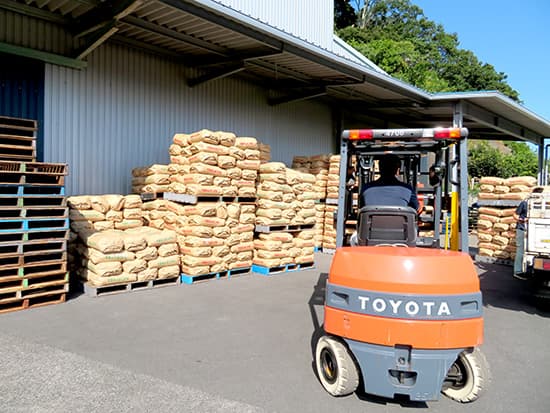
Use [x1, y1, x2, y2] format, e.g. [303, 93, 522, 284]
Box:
[357, 205, 417, 246]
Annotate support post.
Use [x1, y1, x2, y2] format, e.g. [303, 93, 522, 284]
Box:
[336, 138, 348, 248]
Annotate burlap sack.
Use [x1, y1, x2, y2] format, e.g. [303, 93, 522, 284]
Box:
[257, 190, 283, 201]
[254, 239, 282, 250]
[186, 185, 223, 196]
[229, 260, 252, 270]
[236, 251, 253, 261]
[70, 209, 105, 222]
[89, 196, 110, 213]
[477, 207, 502, 217]
[169, 156, 189, 165]
[478, 242, 495, 250]
[123, 259, 148, 274]
[253, 257, 281, 267]
[504, 176, 537, 187]
[135, 246, 158, 261]
[476, 219, 493, 230]
[212, 245, 231, 257]
[189, 163, 227, 177]
[182, 256, 221, 267]
[236, 160, 261, 170]
[225, 234, 241, 247]
[141, 229, 177, 247]
[478, 233, 493, 242]
[137, 267, 158, 282]
[67, 196, 91, 210]
[500, 216, 516, 224]
[125, 195, 142, 209]
[176, 174, 213, 185]
[235, 137, 258, 149]
[217, 131, 237, 147]
[213, 177, 232, 187]
[218, 155, 236, 169]
[85, 271, 137, 286]
[478, 214, 500, 223]
[226, 167, 242, 179]
[141, 199, 167, 211]
[494, 185, 510, 194]
[479, 177, 504, 185]
[87, 261, 123, 277]
[88, 249, 135, 264]
[493, 250, 510, 259]
[232, 179, 255, 188]
[501, 192, 528, 200]
[296, 254, 315, 264]
[187, 216, 226, 227]
[478, 192, 499, 200]
[85, 230, 124, 253]
[179, 245, 212, 257]
[256, 250, 288, 259]
[222, 186, 238, 197]
[511, 184, 530, 193]
[227, 146, 245, 160]
[93, 221, 115, 231]
[239, 232, 254, 242]
[493, 235, 509, 247]
[239, 213, 255, 224]
[238, 187, 256, 197]
[179, 226, 213, 237]
[189, 152, 218, 166]
[230, 224, 254, 234]
[244, 149, 260, 160]
[172, 133, 189, 146]
[493, 222, 510, 232]
[114, 219, 142, 230]
[183, 236, 224, 247]
[189, 141, 229, 155]
[123, 208, 142, 220]
[279, 257, 294, 265]
[230, 242, 254, 253]
[189, 129, 219, 145]
[294, 238, 315, 248]
[255, 217, 289, 226]
[148, 255, 180, 269]
[241, 170, 258, 181]
[181, 264, 210, 276]
[256, 208, 282, 219]
[169, 143, 183, 156]
[105, 210, 123, 222]
[155, 242, 177, 257]
[157, 265, 180, 279]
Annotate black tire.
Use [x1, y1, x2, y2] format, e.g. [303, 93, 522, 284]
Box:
[315, 335, 359, 396]
[442, 348, 491, 402]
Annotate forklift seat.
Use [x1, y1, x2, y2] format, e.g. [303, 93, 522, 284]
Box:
[357, 206, 417, 247]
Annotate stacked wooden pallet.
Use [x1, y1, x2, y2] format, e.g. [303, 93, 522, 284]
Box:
[0, 160, 69, 314]
[0, 116, 37, 162]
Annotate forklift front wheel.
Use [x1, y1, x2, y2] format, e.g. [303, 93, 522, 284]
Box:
[315, 335, 359, 397]
[442, 348, 491, 403]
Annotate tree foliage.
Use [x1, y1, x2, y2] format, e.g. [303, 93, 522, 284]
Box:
[335, 0, 520, 100]
[468, 141, 538, 178]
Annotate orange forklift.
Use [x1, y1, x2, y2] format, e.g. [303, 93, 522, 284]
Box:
[315, 127, 490, 402]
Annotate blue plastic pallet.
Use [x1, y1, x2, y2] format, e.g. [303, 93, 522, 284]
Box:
[180, 267, 251, 284]
[0, 184, 65, 196]
[0, 217, 69, 233]
[252, 262, 315, 276]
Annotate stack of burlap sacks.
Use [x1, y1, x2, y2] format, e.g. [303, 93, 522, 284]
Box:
[254, 162, 319, 267]
[67, 195, 179, 286]
[323, 155, 341, 250]
[292, 155, 332, 248]
[476, 176, 537, 260]
[259, 143, 271, 163]
[142, 199, 255, 275]
[131, 164, 171, 194]
[167, 130, 260, 197]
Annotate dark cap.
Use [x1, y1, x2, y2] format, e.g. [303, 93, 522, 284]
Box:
[378, 154, 401, 176]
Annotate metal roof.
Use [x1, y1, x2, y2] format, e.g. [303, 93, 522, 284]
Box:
[2, 0, 549, 144]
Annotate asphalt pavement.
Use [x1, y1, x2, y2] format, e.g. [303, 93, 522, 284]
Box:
[0, 252, 549, 413]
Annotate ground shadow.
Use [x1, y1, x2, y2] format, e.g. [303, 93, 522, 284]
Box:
[476, 261, 550, 317]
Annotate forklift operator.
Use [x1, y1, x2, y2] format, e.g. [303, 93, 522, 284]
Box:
[361, 154, 421, 213]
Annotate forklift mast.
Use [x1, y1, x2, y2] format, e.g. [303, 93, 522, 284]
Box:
[335, 127, 469, 249]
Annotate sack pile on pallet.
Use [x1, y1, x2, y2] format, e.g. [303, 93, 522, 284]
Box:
[142, 199, 255, 276]
[131, 164, 171, 194]
[476, 206, 517, 260]
[476, 176, 537, 260]
[67, 195, 179, 286]
[477, 176, 538, 201]
[167, 130, 260, 197]
[258, 142, 271, 163]
[253, 229, 316, 268]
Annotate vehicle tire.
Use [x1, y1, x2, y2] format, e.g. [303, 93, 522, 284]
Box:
[315, 335, 359, 396]
[442, 348, 491, 402]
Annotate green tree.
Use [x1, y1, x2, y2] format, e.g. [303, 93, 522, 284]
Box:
[334, 0, 357, 29]
[336, 0, 520, 100]
[468, 141, 538, 178]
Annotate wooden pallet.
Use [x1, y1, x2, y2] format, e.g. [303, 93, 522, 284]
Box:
[180, 267, 251, 284]
[0, 228, 69, 244]
[0, 161, 67, 186]
[254, 224, 316, 233]
[0, 205, 68, 219]
[0, 239, 67, 258]
[252, 262, 315, 275]
[0, 272, 69, 300]
[0, 249, 67, 268]
[0, 194, 67, 208]
[163, 192, 256, 205]
[0, 184, 65, 196]
[0, 259, 67, 279]
[0, 217, 69, 232]
[83, 276, 181, 297]
[0, 117, 37, 163]
[0, 290, 66, 315]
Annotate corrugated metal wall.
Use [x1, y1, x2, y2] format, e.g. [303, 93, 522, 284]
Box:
[0, 9, 72, 55]
[44, 43, 334, 196]
[213, 0, 334, 49]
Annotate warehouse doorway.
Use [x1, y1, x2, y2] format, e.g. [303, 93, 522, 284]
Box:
[0, 53, 45, 160]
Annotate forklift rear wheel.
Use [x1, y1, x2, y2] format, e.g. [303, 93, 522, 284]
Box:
[315, 335, 359, 396]
[442, 348, 491, 402]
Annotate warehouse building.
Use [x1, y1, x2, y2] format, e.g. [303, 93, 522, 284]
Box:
[1, 0, 549, 196]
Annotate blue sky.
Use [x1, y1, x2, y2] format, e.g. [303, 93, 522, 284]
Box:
[413, 0, 550, 122]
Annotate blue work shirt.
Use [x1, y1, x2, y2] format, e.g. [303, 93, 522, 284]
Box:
[515, 200, 528, 231]
[361, 176, 419, 211]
